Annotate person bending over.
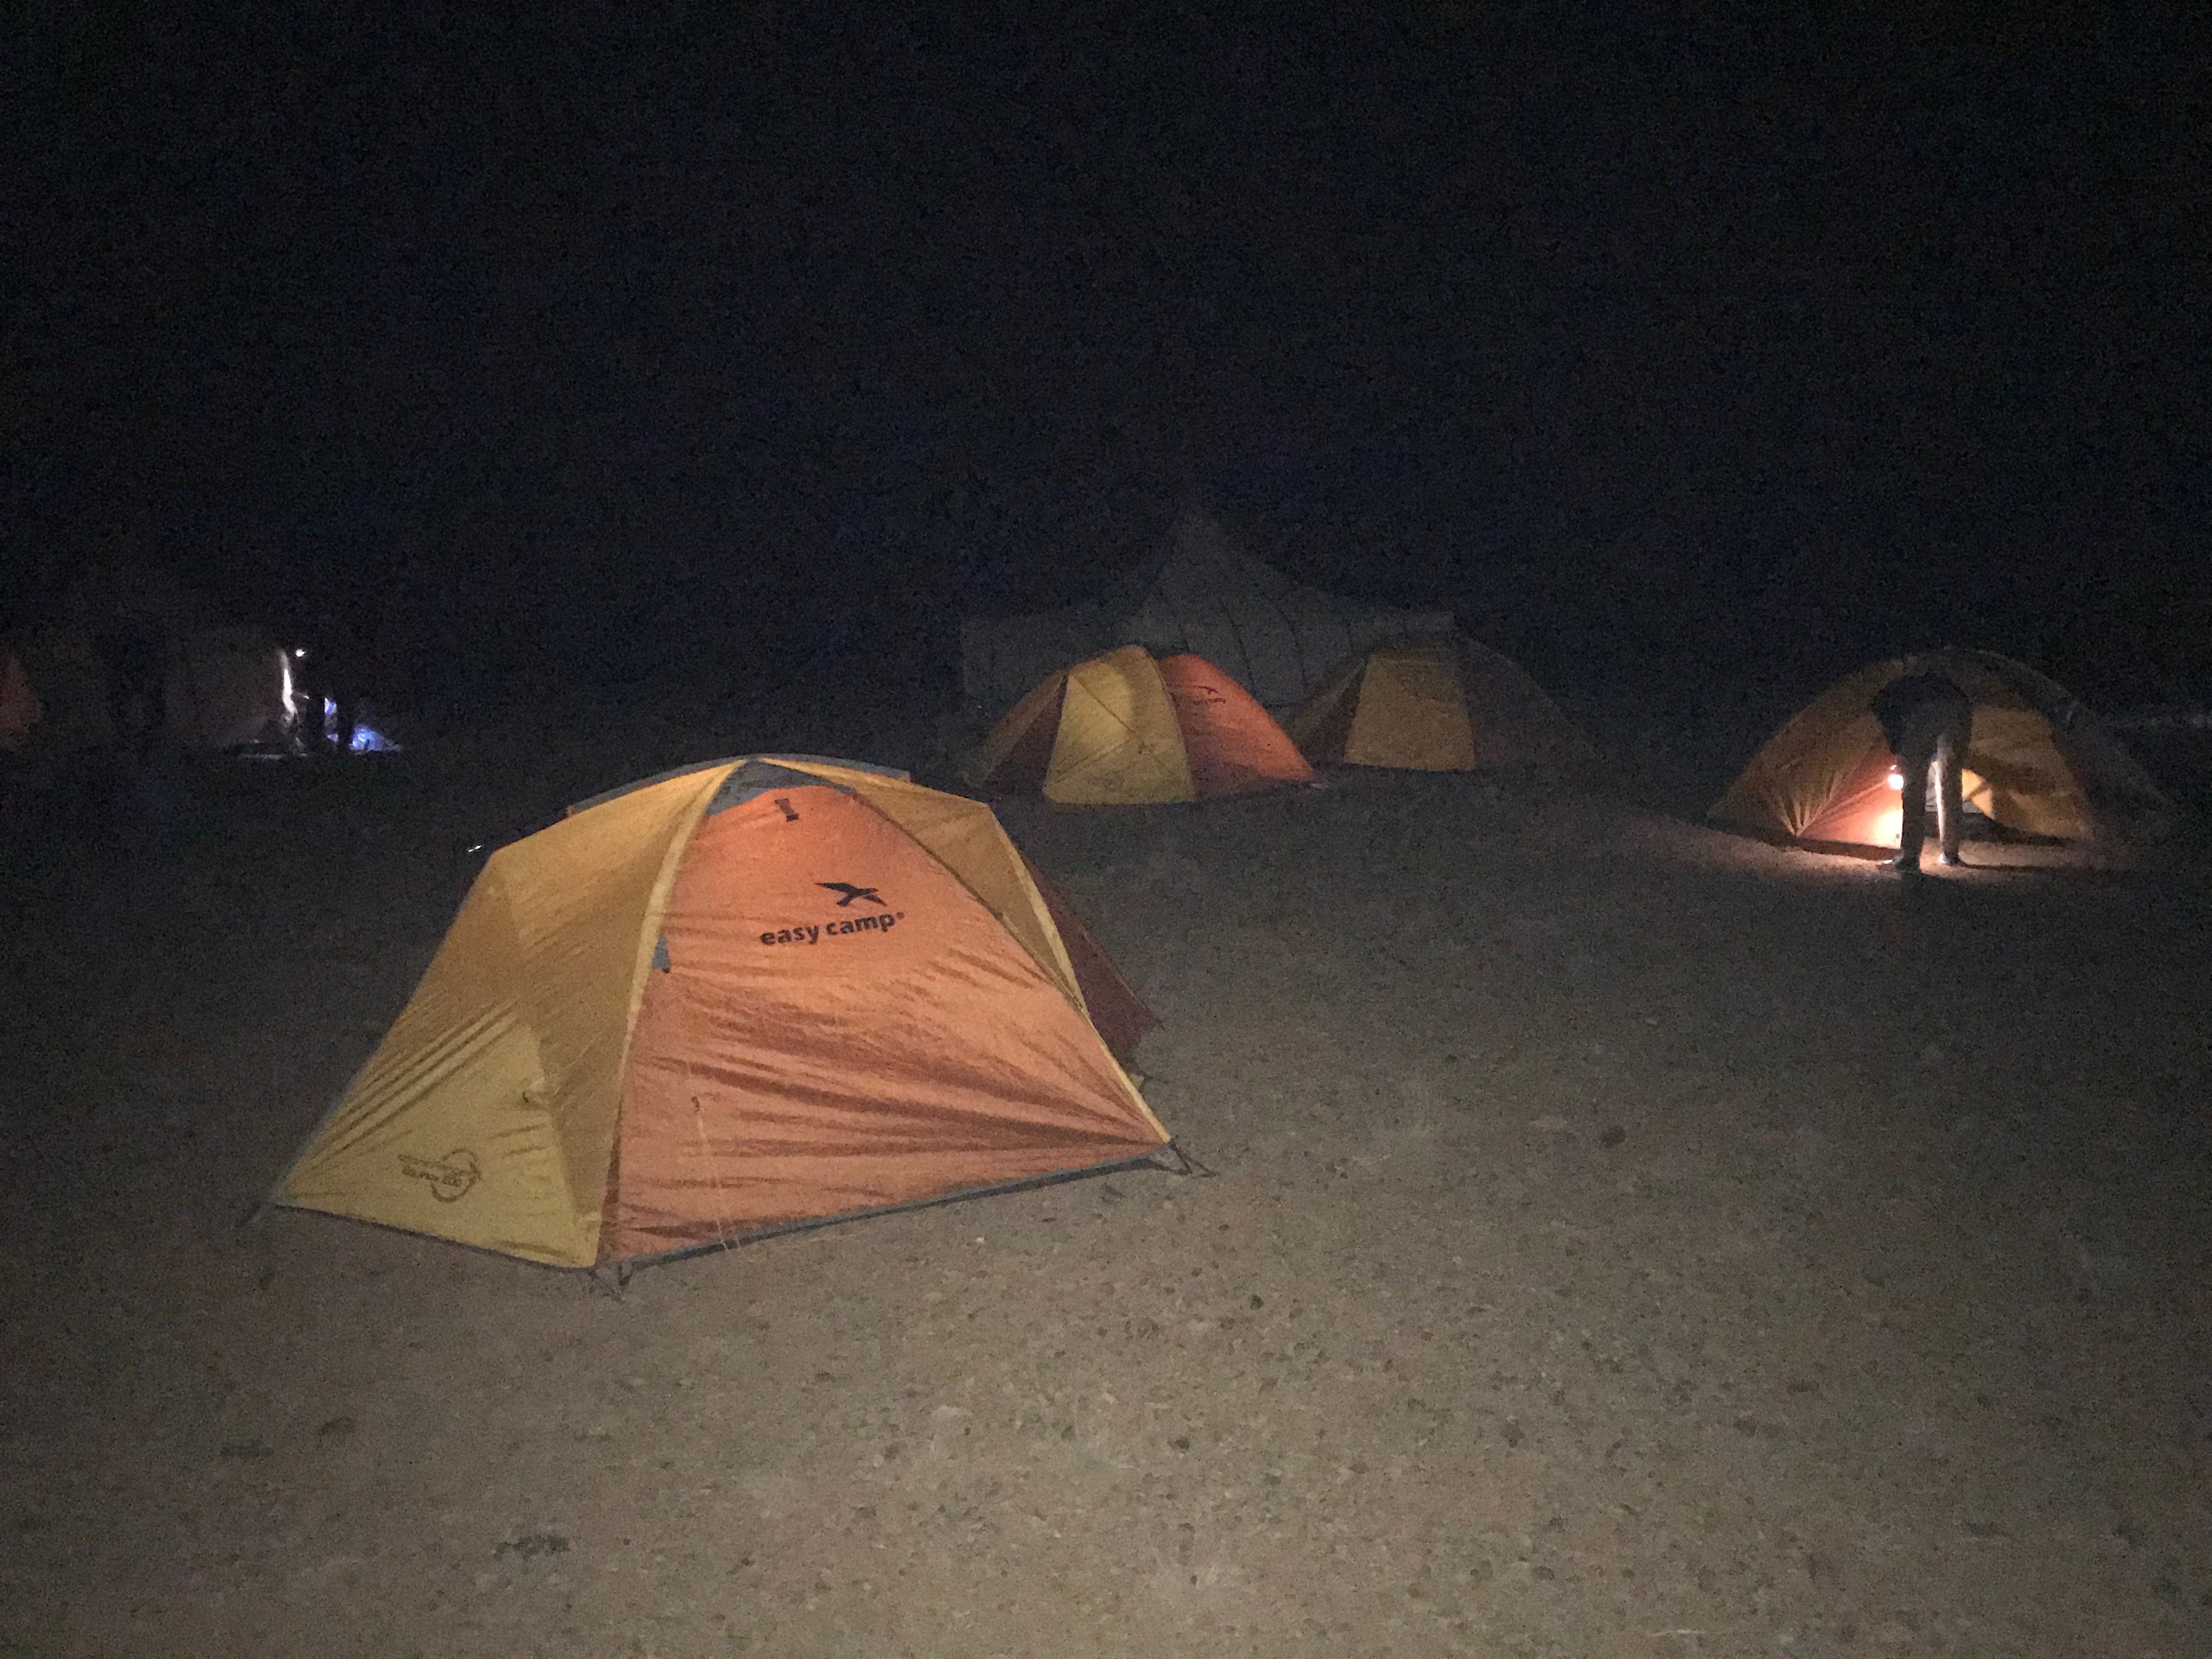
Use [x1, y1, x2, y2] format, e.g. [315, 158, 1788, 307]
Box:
[1870, 671, 1973, 873]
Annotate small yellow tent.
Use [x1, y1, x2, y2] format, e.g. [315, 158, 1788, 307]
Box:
[269, 757, 1168, 1269]
[1712, 649, 2172, 849]
[961, 645, 1316, 804]
[1286, 633, 1597, 772]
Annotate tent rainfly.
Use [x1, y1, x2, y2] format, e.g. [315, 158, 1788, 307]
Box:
[960, 505, 1454, 714]
[268, 757, 1169, 1269]
[962, 646, 1316, 804]
[1288, 633, 1598, 772]
[1711, 649, 2174, 850]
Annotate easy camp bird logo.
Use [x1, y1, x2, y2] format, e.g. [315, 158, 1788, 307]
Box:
[760, 880, 906, 947]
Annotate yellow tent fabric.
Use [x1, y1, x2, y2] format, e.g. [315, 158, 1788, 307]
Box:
[1286, 633, 1598, 772]
[966, 645, 1195, 803]
[1711, 650, 2172, 849]
[961, 645, 1316, 804]
[270, 757, 1168, 1268]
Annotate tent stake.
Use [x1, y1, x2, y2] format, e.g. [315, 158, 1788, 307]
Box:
[1155, 1143, 1216, 1178]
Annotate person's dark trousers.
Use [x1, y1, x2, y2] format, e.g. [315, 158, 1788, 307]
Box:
[1873, 672, 1974, 872]
[1892, 700, 1972, 868]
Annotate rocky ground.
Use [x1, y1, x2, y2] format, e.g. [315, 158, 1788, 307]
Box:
[1, 691, 2207, 1658]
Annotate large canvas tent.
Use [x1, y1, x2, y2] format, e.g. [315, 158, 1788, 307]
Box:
[1711, 649, 2173, 849]
[10, 623, 296, 753]
[960, 505, 1454, 714]
[269, 757, 1169, 1269]
[1288, 633, 1598, 773]
[962, 646, 1316, 804]
[12, 563, 298, 755]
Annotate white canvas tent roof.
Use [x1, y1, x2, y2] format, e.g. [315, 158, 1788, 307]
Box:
[960, 506, 1454, 714]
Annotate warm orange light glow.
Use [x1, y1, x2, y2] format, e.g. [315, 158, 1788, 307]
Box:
[1799, 744, 1911, 847]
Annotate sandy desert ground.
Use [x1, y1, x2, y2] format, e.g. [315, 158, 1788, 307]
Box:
[1, 688, 2208, 1659]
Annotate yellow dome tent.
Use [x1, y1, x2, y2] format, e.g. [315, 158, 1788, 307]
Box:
[1711, 649, 2172, 850]
[268, 757, 1168, 1270]
[961, 645, 1316, 804]
[1286, 633, 1598, 772]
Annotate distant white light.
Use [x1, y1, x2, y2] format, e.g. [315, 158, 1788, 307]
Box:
[1885, 770, 1904, 791]
[292, 647, 308, 659]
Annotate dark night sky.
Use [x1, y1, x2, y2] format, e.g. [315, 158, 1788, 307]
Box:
[7, 3, 2209, 701]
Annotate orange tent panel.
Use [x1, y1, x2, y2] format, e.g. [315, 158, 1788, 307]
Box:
[1154, 653, 1316, 795]
[607, 783, 1165, 1258]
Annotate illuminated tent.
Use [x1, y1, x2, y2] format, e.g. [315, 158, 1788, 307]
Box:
[1286, 633, 1598, 773]
[959, 505, 1454, 714]
[962, 646, 1316, 804]
[269, 757, 1167, 1269]
[1711, 650, 2172, 850]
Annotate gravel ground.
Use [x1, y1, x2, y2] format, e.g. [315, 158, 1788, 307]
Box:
[2, 704, 2207, 1659]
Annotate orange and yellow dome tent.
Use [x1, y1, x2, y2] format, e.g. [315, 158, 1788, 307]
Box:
[962, 645, 1315, 804]
[1286, 633, 1598, 773]
[1711, 649, 2172, 851]
[268, 757, 1167, 1270]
